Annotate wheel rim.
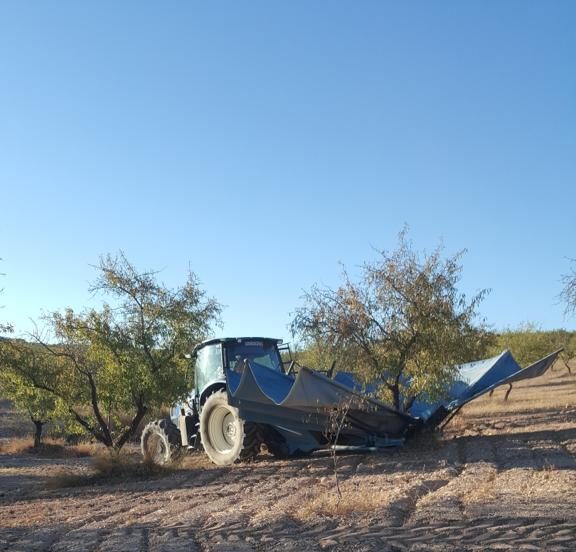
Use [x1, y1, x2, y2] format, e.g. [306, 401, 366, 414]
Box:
[208, 405, 238, 452]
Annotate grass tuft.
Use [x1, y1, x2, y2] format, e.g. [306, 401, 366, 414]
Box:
[298, 485, 395, 518]
[0, 437, 96, 458]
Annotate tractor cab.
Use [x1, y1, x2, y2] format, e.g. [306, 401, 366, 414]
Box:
[193, 337, 287, 402]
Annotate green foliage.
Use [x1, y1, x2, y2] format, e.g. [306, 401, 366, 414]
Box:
[0, 339, 63, 446]
[490, 323, 574, 367]
[292, 341, 336, 371]
[566, 332, 576, 360]
[0, 368, 57, 425]
[1, 252, 221, 450]
[291, 229, 493, 411]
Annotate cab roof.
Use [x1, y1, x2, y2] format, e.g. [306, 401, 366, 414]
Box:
[192, 337, 283, 353]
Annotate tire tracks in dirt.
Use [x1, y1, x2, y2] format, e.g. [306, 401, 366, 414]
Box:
[267, 516, 576, 551]
[0, 466, 230, 551]
[45, 468, 254, 551]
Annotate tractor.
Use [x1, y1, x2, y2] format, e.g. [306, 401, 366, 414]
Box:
[141, 337, 297, 466]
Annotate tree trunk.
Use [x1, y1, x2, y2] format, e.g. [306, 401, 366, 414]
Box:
[69, 408, 114, 448]
[32, 419, 44, 448]
[403, 394, 418, 412]
[392, 385, 401, 411]
[113, 402, 148, 452]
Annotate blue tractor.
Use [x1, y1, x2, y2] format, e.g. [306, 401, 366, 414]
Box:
[141, 337, 298, 466]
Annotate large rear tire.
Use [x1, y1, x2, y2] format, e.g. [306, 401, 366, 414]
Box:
[200, 390, 262, 466]
[141, 418, 183, 465]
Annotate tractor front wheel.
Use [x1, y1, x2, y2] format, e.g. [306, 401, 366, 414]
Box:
[200, 390, 262, 466]
[141, 418, 183, 465]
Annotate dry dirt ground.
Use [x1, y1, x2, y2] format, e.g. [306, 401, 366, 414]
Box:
[1, 365, 576, 552]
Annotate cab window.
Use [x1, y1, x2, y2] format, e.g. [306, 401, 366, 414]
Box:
[225, 341, 282, 373]
[195, 344, 223, 391]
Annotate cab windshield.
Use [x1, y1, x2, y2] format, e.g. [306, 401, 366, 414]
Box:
[225, 341, 283, 373]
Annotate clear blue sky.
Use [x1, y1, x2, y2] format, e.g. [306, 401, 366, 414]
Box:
[1, 1, 575, 344]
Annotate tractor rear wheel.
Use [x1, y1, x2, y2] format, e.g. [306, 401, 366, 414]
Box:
[262, 426, 291, 459]
[141, 418, 183, 465]
[200, 390, 262, 466]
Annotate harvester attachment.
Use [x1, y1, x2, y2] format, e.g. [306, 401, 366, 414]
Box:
[225, 349, 563, 455]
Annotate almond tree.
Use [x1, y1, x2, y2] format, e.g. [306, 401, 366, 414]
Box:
[0, 342, 59, 447]
[1, 253, 221, 451]
[0, 262, 54, 447]
[291, 230, 493, 411]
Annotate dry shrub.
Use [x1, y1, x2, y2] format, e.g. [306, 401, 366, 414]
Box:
[507, 466, 566, 499]
[0, 437, 38, 455]
[0, 437, 96, 458]
[298, 483, 394, 518]
[461, 471, 497, 504]
[298, 468, 454, 519]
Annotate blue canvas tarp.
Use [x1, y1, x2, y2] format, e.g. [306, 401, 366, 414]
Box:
[226, 360, 415, 453]
[412, 349, 562, 424]
[407, 351, 523, 420]
[334, 350, 562, 423]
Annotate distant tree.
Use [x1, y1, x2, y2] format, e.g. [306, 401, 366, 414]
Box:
[561, 259, 576, 317]
[566, 333, 576, 367]
[0, 261, 52, 445]
[490, 323, 572, 374]
[1, 253, 221, 451]
[291, 229, 493, 412]
[0, 341, 60, 447]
